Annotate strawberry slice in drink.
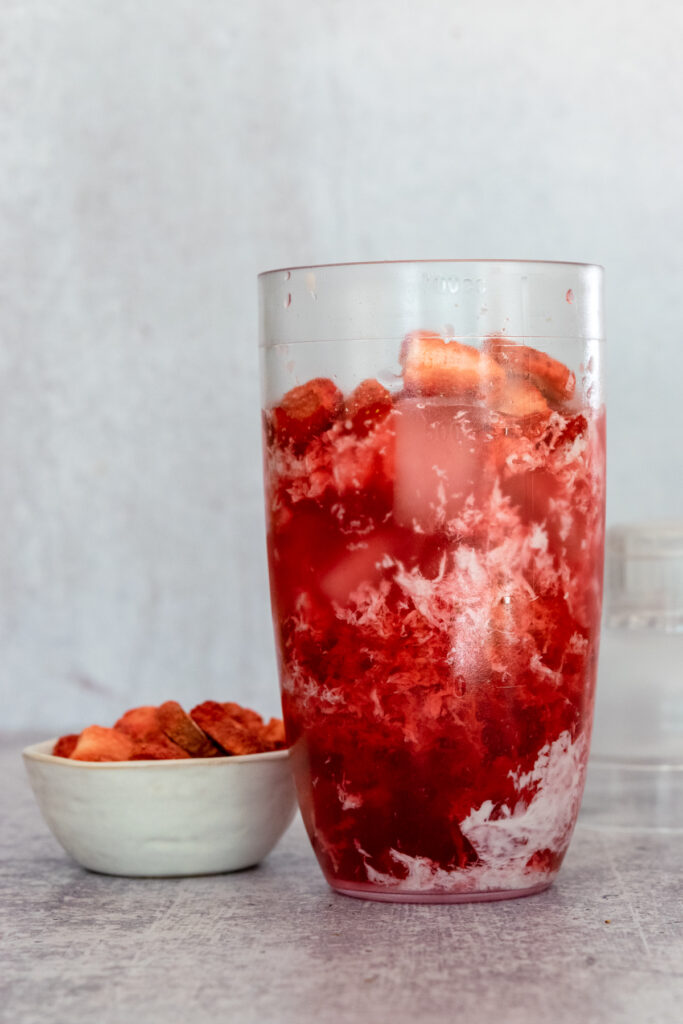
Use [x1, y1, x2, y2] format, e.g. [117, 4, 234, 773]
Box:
[344, 379, 393, 436]
[401, 331, 506, 402]
[489, 377, 550, 419]
[271, 377, 343, 450]
[485, 337, 575, 404]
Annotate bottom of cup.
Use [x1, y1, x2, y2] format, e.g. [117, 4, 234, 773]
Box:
[329, 879, 553, 905]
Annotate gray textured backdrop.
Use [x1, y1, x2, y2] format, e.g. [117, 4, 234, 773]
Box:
[2, 1, 682, 730]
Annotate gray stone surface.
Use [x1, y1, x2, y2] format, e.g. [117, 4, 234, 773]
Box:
[2, 735, 682, 1024]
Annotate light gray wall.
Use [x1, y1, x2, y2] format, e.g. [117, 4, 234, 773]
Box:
[2, 0, 682, 730]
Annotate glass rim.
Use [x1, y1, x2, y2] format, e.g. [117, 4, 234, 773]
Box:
[258, 258, 604, 279]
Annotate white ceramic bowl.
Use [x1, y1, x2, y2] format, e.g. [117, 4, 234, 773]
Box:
[23, 740, 298, 877]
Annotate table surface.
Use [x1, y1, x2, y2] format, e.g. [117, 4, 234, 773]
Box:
[2, 735, 682, 1024]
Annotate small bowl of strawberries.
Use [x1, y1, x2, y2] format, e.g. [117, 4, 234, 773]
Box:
[23, 700, 297, 877]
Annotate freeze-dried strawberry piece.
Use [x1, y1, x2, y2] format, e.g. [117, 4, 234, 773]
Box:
[190, 701, 266, 755]
[115, 704, 189, 759]
[157, 700, 223, 758]
[261, 717, 287, 750]
[114, 706, 161, 741]
[220, 701, 264, 732]
[53, 734, 79, 758]
[130, 737, 191, 760]
[70, 725, 135, 762]
[344, 379, 393, 435]
[401, 331, 505, 400]
[485, 338, 575, 402]
[490, 378, 550, 419]
[272, 377, 343, 449]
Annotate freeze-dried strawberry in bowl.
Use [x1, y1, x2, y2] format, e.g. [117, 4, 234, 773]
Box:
[23, 699, 296, 877]
[49, 700, 287, 762]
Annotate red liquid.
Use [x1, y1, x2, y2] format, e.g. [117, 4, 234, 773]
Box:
[265, 368, 605, 900]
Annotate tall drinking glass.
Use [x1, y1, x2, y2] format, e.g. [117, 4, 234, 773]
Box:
[259, 261, 605, 902]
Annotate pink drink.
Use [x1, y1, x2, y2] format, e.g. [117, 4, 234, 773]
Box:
[261, 262, 605, 901]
